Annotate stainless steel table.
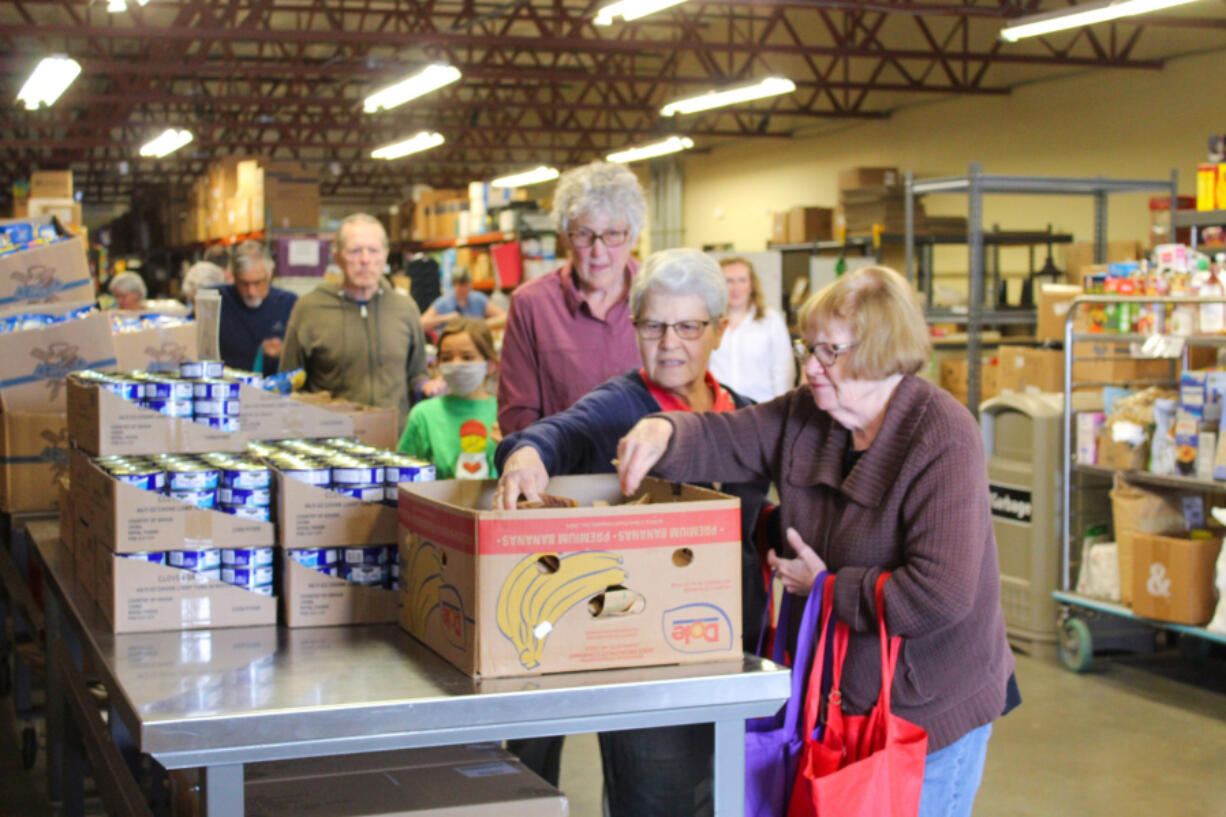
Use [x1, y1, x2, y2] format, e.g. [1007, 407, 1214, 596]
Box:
[29, 521, 790, 817]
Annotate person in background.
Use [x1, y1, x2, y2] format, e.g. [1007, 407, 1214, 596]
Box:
[108, 271, 146, 310]
[399, 318, 500, 479]
[616, 266, 1018, 817]
[497, 161, 646, 435]
[420, 266, 507, 333]
[217, 241, 298, 376]
[707, 256, 795, 403]
[203, 245, 234, 283]
[280, 213, 438, 430]
[181, 261, 226, 312]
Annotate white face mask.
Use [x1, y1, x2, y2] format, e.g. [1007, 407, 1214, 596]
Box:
[439, 361, 488, 396]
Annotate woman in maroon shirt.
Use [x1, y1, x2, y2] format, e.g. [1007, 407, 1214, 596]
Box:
[617, 266, 1015, 817]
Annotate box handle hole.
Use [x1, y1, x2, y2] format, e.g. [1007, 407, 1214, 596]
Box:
[535, 554, 560, 574]
[672, 548, 693, 567]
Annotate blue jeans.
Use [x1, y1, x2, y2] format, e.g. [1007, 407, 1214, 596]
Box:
[918, 723, 992, 817]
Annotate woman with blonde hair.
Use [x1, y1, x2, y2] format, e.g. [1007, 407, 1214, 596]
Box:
[707, 256, 794, 403]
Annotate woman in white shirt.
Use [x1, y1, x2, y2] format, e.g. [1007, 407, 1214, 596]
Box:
[707, 256, 795, 403]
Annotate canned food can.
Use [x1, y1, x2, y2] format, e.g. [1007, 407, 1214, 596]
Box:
[221, 547, 274, 567]
[249, 584, 275, 597]
[169, 488, 217, 509]
[220, 464, 271, 490]
[100, 379, 144, 402]
[384, 459, 436, 483]
[342, 546, 389, 566]
[144, 378, 195, 401]
[110, 467, 166, 493]
[280, 465, 332, 487]
[167, 548, 222, 570]
[384, 485, 398, 505]
[332, 484, 385, 502]
[180, 360, 225, 379]
[331, 463, 385, 485]
[225, 368, 264, 388]
[192, 378, 241, 400]
[193, 398, 241, 416]
[198, 416, 240, 433]
[119, 551, 166, 564]
[315, 564, 341, 578]
[288, 548, 337, 568]
[166, 464, 220, 492]
[219, 504, 271, 522]
[196, 568, 223, 581]
[217, 486, 271, 507]
[340, 563, 387, 585]
[221, 565, 275, 587]
[144, 399, 194, 418]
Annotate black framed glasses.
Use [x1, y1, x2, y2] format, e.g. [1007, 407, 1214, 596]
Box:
[793, 339, 858, 367]
[634, 319, 712, 340]
[568, 228, 630, 249]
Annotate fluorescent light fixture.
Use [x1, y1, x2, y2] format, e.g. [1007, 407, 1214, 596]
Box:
[363, 64, 462, 113]
[607, 136, 694, 164]
[1000, 0, 1199, 41]
[138, 128, 193, 158]
[16, 56, 82, 111]
[594, 0, 686, 25]
[106, 0, 125, 11]
[660, 76, 796, 117]
[491, 166, 560, 188]
[371, 131, 445, 160]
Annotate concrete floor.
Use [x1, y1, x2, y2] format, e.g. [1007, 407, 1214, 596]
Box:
[4, 647, 1226, 816]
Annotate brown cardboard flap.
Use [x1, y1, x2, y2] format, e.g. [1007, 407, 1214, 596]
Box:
[0, 409, 68, 512]
[239, 384, 354, 440]
[112, 323, 198, 372]
[0, 228, 92, 307]
[277, 471, 397, 547]
[0, 308, 116, 412]
[281, 554, 399, 627]
[99, 556, 277, 633]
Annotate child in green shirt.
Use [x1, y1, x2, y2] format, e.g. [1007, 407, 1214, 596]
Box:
[399, 317, 499, 479]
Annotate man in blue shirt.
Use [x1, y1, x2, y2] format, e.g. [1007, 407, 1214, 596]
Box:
[420, 265, 506, 333]
[217, 240, 298, 375]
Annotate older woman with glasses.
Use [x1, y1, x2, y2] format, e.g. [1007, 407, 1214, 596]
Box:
[497, 161, 647, 435]
[493, 247, 772, 817]
[615, 265, 1018, 817]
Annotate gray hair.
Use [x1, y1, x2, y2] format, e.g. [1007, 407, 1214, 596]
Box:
[336, 213, 388, 252]
[630, 248, 727, 321]
[552, 162, 646, 239]
[451, 266, 472, 286]
[232, 240, 274, 279]
[182, 261, 226, 301]
[109, 271, 147, 298]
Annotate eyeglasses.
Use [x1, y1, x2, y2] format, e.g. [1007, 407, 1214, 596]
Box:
[568, 228, 630, 249]
[793, 339, 858, 367]
[634, 319, 712, 340]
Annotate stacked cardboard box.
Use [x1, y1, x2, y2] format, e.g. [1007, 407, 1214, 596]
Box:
[412, 189, 467, 240]
[175, 157, 321, 244]
[24, 170, 82, 234]
[770, 206, 834, 244]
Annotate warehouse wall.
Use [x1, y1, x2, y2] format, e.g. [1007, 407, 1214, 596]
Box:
[682, 48, 1226, 259]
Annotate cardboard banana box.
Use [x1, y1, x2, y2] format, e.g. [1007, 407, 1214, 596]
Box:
[398, 474, 742, 677]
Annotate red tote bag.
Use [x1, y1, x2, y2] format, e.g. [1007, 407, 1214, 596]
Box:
[788, 573, 928, 817]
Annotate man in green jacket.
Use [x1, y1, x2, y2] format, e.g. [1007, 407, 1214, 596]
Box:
[280, 213, 440, 429]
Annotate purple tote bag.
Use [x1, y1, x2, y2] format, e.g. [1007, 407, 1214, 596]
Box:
[745, 571, 827, 817]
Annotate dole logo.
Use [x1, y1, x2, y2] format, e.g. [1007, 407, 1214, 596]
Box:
[438, 584, 468, 650]
[662, 603, 734, 654]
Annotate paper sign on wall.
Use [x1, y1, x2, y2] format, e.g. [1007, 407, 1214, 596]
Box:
[287, 239, 321, 268]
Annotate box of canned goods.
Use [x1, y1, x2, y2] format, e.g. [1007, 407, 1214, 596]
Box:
[280, 546, 399, 627]
[221, 565, 275, 587]
[221, 547, 274, 567]
[273, 463, 397, 548]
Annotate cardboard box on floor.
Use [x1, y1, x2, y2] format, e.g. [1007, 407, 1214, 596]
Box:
[938, 357, 999, 407]
[112, 322, 198, 372]
[0, 216, 93, 308]
[1130, 532, 1222, 625]
[997, 344, 1170, 394]
[280, 551, 398, 627]
[69, 448, 274, 554]
[398, 475, 743, 678]
[0, 303, 116, 412]
[277, 471, 397, 549]
[0, 410, 69, 513]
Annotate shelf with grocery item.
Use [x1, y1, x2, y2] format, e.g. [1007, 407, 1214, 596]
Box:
[415, 232, 516, 250]
[1172, 210, 1226, 228]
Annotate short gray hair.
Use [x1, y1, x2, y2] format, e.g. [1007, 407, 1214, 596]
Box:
[451, 266, 472, 285]
[232, 240, 274, 279]
[109, 271, 147, 298]
[630, 248, 727, 321]
[182, 261, 226, 301]
[552, 162, 646, 239]
[336, 213, 388, 252]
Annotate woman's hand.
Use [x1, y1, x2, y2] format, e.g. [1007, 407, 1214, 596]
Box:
[767, 527, 828, 594]
[615, 417, 674, 495]
[492, 446, 549, 510]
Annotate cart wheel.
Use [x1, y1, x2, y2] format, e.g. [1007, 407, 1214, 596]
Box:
[1178, 634, 1211, 662]
[0, 655, 10, 698]
[21, 726, 36, 770]
[1058, 617, 1093, 673]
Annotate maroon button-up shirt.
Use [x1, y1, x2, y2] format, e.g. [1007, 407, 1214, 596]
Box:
[497, 259, 642, 434]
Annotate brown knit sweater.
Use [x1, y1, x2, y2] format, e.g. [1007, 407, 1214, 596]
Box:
[652, 374, 1013, 752]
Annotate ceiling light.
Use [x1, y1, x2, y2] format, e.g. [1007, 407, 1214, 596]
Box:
[607, 136, 694, 164]
[491, 166, 560, 188]
[106, 0, 125, 11]
[371, 131, 445, 160]
[660, 76, 796, 117]
[363, 64, 462, 113]
[16, 56, 82, 111]
[138, 128, 193, 158]
[1000, 0, 1200, 41]
[594, 0, 686, 24]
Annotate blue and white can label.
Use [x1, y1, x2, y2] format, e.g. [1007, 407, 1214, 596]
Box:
[221, 547, 275, 567]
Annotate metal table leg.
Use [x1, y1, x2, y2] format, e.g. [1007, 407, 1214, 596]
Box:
[713, 718, 745, 817]
[201, 764, 244, 817]
[45, 590, 63, 801]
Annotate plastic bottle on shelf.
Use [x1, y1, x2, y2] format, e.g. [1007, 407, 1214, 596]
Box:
[1198, 255, 1225, 335]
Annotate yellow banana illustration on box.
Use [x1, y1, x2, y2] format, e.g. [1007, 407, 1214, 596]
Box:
[496, 550, 631, 669]
[403, 539, 469, 649]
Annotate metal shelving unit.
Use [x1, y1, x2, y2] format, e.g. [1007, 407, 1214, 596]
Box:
[1057, 294, 1226, 671]
[1173, 209, 1226, 251]
[905, 164, 1178, 415]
